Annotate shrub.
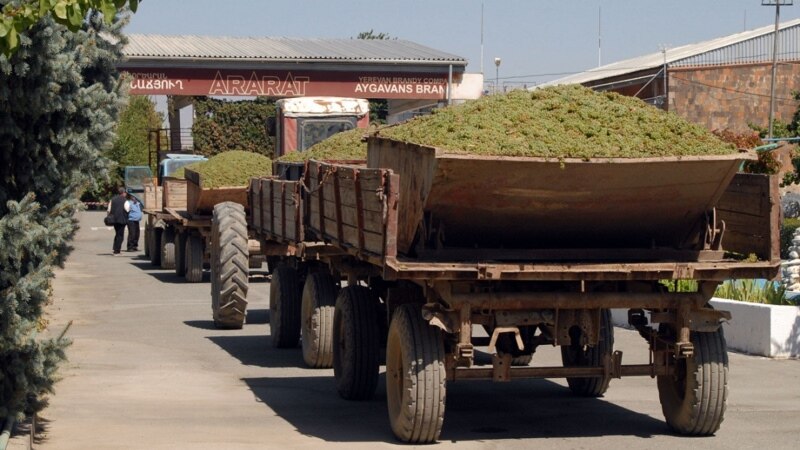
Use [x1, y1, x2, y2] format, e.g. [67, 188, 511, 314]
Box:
[192, 97, 275, 158]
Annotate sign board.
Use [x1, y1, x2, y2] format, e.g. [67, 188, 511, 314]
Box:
[124, 68, 459, 99]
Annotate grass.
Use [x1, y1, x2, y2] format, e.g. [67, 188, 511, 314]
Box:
[714, 279, 796, 306]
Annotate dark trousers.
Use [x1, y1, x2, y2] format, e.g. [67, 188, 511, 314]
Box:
[113, 223, 126, 253]
[127, 220, 140, 251]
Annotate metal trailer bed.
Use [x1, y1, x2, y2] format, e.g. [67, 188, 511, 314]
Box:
[231, 137, 779, 443]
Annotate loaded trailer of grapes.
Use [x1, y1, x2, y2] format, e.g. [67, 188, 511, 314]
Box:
[214, 86, 780, 443]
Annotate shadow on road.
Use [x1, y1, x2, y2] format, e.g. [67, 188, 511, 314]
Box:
[245, 308, 269, 324]
[242, 374, 670, 443]
[183, 309, 268, 330]
[184, 320, 218, 330]
[207, 334, 305, 368]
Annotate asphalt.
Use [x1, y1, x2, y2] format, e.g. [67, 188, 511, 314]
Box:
[10, 211, 800, 449]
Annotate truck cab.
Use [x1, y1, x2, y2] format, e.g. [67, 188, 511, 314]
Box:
[269, 97, 370, 158]
[123, 165, 154, 203]
[158, 153, 207, 185]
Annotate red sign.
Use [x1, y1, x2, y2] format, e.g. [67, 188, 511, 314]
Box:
[123, 68, 456, 99]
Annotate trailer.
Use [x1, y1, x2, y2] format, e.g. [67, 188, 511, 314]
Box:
[219, 134, 780, 443]
[143, 169, 256, 285]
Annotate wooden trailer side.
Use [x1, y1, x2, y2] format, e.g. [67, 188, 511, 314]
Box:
[257, 178, 304, 244]
[716, 173, 781, 264]
[306, 161, 394, 263]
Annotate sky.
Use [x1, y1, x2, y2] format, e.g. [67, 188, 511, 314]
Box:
[124, 0, 800, 89]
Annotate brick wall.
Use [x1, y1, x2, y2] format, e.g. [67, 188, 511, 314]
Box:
[669, 62, 800, 133]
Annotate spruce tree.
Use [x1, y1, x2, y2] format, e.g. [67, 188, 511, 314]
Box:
[0, 8, 126, 419]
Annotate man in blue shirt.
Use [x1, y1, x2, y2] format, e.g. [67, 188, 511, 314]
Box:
[107, 187, 129, 255]
[126, 194, 143, 252]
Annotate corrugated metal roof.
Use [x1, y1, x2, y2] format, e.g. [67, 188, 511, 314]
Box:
[123, 34, 467, 65]
[539, 18, 800, 87]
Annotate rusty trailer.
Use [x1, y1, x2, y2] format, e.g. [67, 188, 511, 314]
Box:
[143, 170, 263, 291]
[230, 137, 779, 443]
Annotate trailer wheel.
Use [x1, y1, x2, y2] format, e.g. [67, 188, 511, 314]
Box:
[160, 227, 176, 270]
[150, 228, 162, 266]
[386, 303, 446, 444]
[269, 264, 301, 347]
[333, 285, 380, 400]
[185, 234, 204, 283]
[301, 272, 338, 368]
[657, 327, 728, 435]
[143, 223, 151, 258]
[174, 230, 187, 277]
[560, 308, 614, 397]
[210, 202, 249, 329]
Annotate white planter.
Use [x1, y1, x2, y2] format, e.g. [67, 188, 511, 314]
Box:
[709, 298, 799, 358]
[612, 299, 800, 358]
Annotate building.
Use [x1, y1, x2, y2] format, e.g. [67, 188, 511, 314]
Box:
[539, 19, 800, 133]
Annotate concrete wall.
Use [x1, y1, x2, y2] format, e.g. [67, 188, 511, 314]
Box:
[668, 62, 800, 133]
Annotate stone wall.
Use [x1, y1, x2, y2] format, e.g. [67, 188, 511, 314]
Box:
[668, 62, 800, 133]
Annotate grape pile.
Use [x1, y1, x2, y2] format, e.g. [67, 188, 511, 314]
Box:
[379, 85, 737, 159]
[177, 150, 272, 188]
[277, 128, 369, 162]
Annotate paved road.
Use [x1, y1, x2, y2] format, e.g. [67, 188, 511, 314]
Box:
[22, 211, 800, 448]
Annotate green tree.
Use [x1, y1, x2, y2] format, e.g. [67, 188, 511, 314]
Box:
[0, 6, 127, 419]
[1, 0, 138, 55]
[192, 96, 276, 158]
[109, 95, 163, 170]
[756, 92, 800, 185]
[356, 29, 393, 40]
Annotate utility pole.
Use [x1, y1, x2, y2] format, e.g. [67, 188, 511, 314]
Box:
[598, 5, 602, 67]
[762, 0, 793, 139]
[494, 57, 502, 94]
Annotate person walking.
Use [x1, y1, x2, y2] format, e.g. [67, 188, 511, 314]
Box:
[107, 187, 129, 255]
[126, 194, 142, 252]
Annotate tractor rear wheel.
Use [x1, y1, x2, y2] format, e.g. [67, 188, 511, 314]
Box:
[210, 202, 249, 329]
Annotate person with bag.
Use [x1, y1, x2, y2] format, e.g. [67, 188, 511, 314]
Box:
[126, 193, 142, 252]
[107, 187, 129, 255]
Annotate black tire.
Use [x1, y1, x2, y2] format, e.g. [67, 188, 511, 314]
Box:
[657, 328, 729, 436]
[150, 228, 162, 266]
[210, 202, 249, 329]
[333, 285, 380, 400]
[185, 234, 204, 283]
[269, 265, 301, 348]
[160, 227, 176, 270]
[301, 272, 338, 368]
[386, 303, 446, 444]
[560, 309, 614, 397]
[174, 230, 187, 277]
[143, 223, 151, 258]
